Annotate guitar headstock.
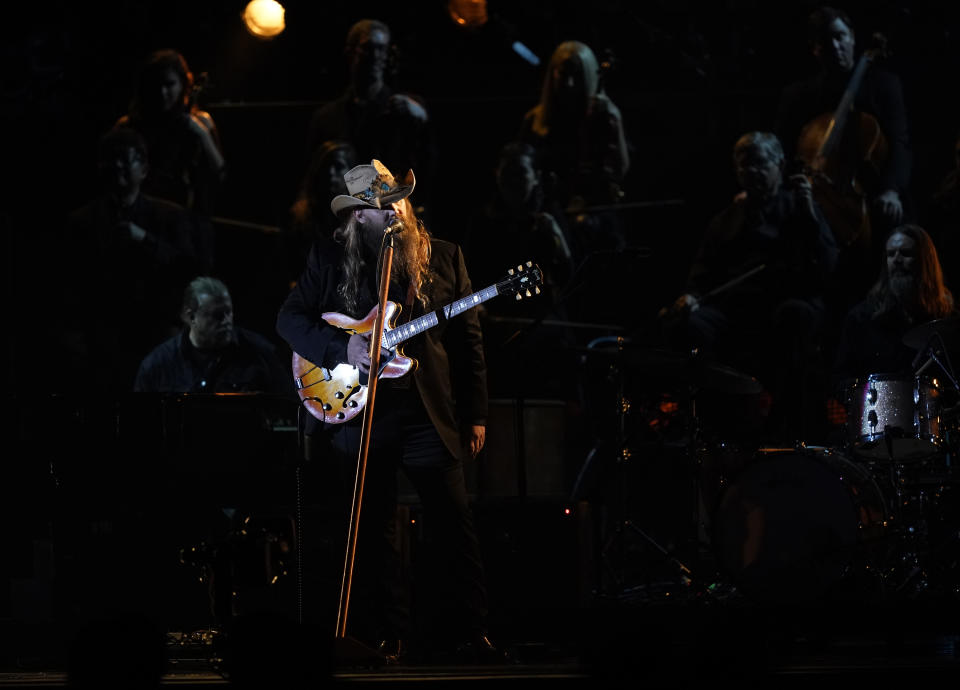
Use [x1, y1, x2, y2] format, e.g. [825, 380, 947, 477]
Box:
[498, 261, 544, 301]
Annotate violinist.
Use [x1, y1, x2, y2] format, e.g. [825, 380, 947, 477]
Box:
[775, 7, 912, 286]
[115, 49, 226, 273]
[518, 40, 631, 251]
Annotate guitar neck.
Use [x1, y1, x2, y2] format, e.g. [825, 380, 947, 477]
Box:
[382, 283, 501, 348]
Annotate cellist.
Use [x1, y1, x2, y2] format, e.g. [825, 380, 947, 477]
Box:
[774, 5, 913, 358]
[776, 6, 911, 236]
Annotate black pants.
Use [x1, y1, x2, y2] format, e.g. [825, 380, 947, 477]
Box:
[310, 387, 488, 647]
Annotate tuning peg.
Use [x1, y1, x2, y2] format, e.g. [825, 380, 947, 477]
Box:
[526, 260, 532, 267]
[517, 264, 523, 272]
[508, 268, 514, 275]
[534, 286, 540, 295]
[515, 293, 522, 301]
[525, 289, 531, 297]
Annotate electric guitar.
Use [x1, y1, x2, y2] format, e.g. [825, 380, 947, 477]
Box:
[292, 261, 543, 424]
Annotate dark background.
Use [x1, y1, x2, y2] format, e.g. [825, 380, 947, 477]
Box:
[6, 0, 960, 386]
[3, 0, 960, 660]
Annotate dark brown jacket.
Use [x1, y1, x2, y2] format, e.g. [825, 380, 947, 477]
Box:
[276, 234, 488, 462]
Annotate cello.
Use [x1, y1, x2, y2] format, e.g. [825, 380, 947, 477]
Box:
[795, 33, 890, 253]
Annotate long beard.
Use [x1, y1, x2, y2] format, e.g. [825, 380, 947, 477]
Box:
[388, 218, 421, 283]
[889, 274, 917, 305]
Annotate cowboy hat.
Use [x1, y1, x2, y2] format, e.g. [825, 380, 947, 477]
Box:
[330, 159, 416, 216]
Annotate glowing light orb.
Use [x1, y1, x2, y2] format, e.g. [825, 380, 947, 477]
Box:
[243, 0, 286, 39]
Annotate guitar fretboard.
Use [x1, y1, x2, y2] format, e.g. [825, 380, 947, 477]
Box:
[382, 284, 500, 348]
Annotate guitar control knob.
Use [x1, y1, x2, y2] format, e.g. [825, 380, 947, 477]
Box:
[349, 401, 358, 408]
[335, 391, 345, 399]
[336, 412, 345, 420]
[322, 403, 332, 411]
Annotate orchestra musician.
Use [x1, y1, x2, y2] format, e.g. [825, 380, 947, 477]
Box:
[834, 224, 957, 383]
[661, 131, 838, 443]
[775, 6, 913, 318]
[115, 49, 225, 273]
[58, 128, 198, 394]
[133, 276, 291, 395]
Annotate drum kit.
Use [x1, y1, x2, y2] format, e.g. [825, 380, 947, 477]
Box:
[580, 321, 960, 607]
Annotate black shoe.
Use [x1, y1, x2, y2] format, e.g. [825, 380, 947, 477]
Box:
[454, 633, 512, 665]
[376, 638, 405, 665]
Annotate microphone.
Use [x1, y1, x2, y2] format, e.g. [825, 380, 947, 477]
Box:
[384, 219, 404, 236]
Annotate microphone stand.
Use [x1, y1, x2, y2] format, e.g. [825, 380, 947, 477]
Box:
[334, 227, 396, 662]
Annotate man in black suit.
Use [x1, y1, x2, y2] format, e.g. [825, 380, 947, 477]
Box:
[276, 160, 503, 664]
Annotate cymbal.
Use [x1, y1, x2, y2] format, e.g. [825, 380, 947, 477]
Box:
[582, 344, 763, 395]
[902, 317, 960, 350]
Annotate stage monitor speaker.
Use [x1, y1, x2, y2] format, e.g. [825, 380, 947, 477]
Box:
[468, 398, 567, 499]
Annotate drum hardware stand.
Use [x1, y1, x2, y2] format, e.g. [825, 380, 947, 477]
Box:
[876, 427, 936, 598]
[913, 331, 960, 391]
[592, 337, 699, 603]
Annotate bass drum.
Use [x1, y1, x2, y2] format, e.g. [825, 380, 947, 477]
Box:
[711, 446, 887, 605]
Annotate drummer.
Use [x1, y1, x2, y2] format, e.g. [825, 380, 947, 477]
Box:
[833, 224, 957, 385]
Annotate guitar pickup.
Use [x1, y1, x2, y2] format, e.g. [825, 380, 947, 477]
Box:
[294, 366, 333, 390]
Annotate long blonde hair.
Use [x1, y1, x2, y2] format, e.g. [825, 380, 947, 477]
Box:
[530, 41, 600, 138]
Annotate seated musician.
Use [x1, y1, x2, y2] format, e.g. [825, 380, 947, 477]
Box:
[834, 224, 957, 383]
[275, 160, 507, 664]
[775, 5, 914, 339]
[831, 224, 959, 457]
[59, 128, 198, 394]
[775, 5, 912, 237]
[134, 276, 292, 395]
[661, 131, 838, 443]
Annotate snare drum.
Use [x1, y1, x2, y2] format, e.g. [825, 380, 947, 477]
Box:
[844, 373, 943, 461]
[711, 446, 887, 604]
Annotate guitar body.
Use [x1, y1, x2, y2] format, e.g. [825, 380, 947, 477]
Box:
[291, 261, 543, 425]
[292, 301, 416, 424]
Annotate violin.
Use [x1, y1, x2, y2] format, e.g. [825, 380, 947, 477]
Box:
[186, 70, 210, 111]
[795, 33, 890, 250]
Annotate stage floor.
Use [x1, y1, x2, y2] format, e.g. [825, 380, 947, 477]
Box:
[3, 584, 960, 687]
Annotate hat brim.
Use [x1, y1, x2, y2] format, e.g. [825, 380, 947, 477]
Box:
[330, 170, 416, 217]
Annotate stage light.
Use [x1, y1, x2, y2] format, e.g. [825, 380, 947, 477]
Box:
[243, 0, 286, 39]
[447, 0, 488, 30]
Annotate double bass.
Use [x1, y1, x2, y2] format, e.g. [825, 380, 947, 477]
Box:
[795, 33, 890, 253]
